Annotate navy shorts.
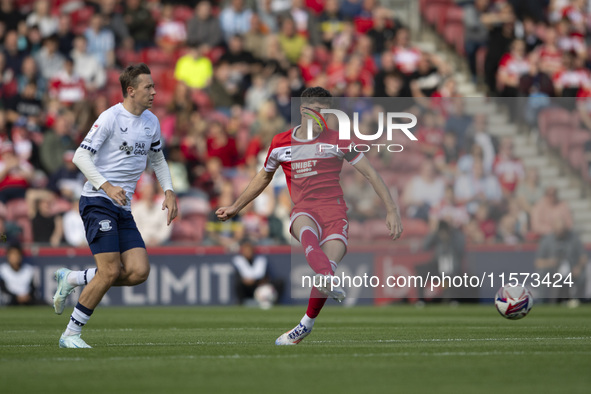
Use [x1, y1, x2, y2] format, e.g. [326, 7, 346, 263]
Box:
[79, 196, 145, 255]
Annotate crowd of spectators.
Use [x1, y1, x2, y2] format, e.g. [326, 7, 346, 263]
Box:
[0, 0, 584, 250]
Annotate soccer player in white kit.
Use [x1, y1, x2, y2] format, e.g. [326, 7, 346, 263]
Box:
[52, 63, 178, 348]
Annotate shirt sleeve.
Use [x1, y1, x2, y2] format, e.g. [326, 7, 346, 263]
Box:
[150, 118, 163, 153]
[263, 137, 279, 172]
[80, 111, 113, 154]
[338, 139, 364, 165]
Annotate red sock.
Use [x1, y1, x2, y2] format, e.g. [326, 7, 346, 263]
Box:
[306, 287, 328, 318]
[300, 227, 332, 275]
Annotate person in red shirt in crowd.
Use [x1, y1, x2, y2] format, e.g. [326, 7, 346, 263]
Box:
[206, 120, 239, 168]
[497, 39, 531, 97]
[530, 26, 564, 77]
[0, 143, 34, 203]
[48, 57, 85, 106]
[465, 202, 497, 244]
[416, 110, 445, 157]
[493, 137, 525, 195]
[552, 50, 591, 97]
[298, 45, 322, 83]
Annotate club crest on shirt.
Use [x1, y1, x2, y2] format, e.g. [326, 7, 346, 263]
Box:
[144, 126, 154, 137]
[99, 220, 112, 232]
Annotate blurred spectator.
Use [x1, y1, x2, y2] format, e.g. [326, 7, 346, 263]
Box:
[123, 0, 156, 50]
[374, 52, 396, 96]
[518, 62, 555, 122]
[166, 144, 191, 196]
[535, 216, 588, 300]
[209, 61, 241, 113]
[219, 0, 253, 42]
[6, 81, 43, 132]
[318, 0, 345, 48]
[174, 43, 213, 89]
[244, 14, 270, 60]
[156, 3, 187, 53]
[71, 35, 107, 93]
[445, 99, 473, 151]
[48, 57, 86, 106]
[278, 16, 308, 65]
[429, 185, 469, 231]
[401, 159, 445, 222]
[232, 239, 281, 305]
[219, 35, 256, 81]
[457, 143, 490, 176]
[132, 179, 172, 246]
[516, 15, 542, 53]
[206, 122, 239, 168]
[419, 220, 465, 297]
[85, 13, 115, 67]
[463, 0, 491, 78]
[245, 74, 272, 113]
[47, 150, 85, 200]
[416, 110, 444, 157]
[454, 156, 503, 214]
[258, 0, 279, 34]
[497, 197, 528, 244]
[26, 189, 63, 246]
[531, 186, 573, 236]
[0, 241, 37, 305]
[367, 7, 398, 56]
[4, 30, 26, 76]
[553, 50, 590, 98]
[0, 0, 24, 32]
[271, 76, 292, 123]
[483, 1, 515, 94]
[497, 39, 530, 97]
[24, 24, 43, 57]
[290, 0, 319, 44]
[26, 0, 58, 38]
[392, 27, 421, 77]
[56, 13, 76, 57]
[62, 198, 87, 247]
[239, 202, 270, 244]
[17, 56, 46, 100]
[493, 137, 525, 195]
[0, 143, 34, 203]
[186, 0, 223, 49]
[465, 202, 497, 244]
[513, 167, 541, 211]
[204, 185, 244, 250]
[99, 0, 131, 47]
[434, 132, 461, 179]
[530, 26, 563, 77]
[410, 53, 445, 98]
[466, 114, 496, 172]
[34, 34, 65, 81]
[40, 115, 76, 175]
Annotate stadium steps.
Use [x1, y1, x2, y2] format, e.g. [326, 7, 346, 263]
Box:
[414, 17, 591, 242]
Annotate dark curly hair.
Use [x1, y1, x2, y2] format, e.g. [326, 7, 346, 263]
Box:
[301, 86, 333, 107]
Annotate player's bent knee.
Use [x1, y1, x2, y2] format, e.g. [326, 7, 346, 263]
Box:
[133, 264, 150, 285]
[99, 265, 121, 285]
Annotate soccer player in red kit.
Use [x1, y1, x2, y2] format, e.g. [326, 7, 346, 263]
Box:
[216, 87, 403, 345]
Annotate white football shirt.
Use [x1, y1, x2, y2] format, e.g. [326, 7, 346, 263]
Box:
[79, 103, 162, 210]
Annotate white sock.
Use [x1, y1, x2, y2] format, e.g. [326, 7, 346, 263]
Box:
[329, 260, 338, 273]
[301, 313, 315, 329]
[67, 268, 97, 286]
[65, 303, 93, 335]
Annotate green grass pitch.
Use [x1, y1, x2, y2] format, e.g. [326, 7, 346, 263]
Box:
[1, 304, 590, 393]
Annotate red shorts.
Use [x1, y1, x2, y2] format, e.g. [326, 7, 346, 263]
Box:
[290, 197, 349, 247]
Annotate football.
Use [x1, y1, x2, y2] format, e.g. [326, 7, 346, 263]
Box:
[495, 284, 533, 320]
[254, 284, 278, 310]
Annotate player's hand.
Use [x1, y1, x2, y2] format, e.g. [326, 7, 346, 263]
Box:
[386, 210, 403, 241]
[216, 205, 239, 221]
[162, 190, 178, 225]
[101, 182, 128, 206]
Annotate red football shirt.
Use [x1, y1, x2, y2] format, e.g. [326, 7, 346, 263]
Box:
[263, 126, 363, 206]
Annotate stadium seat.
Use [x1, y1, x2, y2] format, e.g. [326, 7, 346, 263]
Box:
[172, 6, 194, 23]
[567, 146, 584, 171]
[142, 47, 176, 67]
[561, 129, 590, 157]
[191, 89, 213, 110]
[424, 0, 452, 27]
[51, 198, 72, 216]
[538, 108, 573, 137]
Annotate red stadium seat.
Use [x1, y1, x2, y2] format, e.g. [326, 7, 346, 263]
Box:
[16, 218, 33, 244]
[173, 6, 194, 23]
[191, 89, 213, 110]
[538, 108, 573, 137]
[142, 47, 176, 67]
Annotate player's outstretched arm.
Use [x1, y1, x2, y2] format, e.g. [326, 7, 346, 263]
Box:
[352, 156, 403, 240]
[216, 168, 275, 221]
[148, 149, 178, 225]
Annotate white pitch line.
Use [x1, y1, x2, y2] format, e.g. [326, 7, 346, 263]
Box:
[2, 350, 591, 363]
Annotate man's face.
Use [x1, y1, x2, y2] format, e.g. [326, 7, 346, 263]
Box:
[129, 74, 156, 110]
[301, 103, 329, 136]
